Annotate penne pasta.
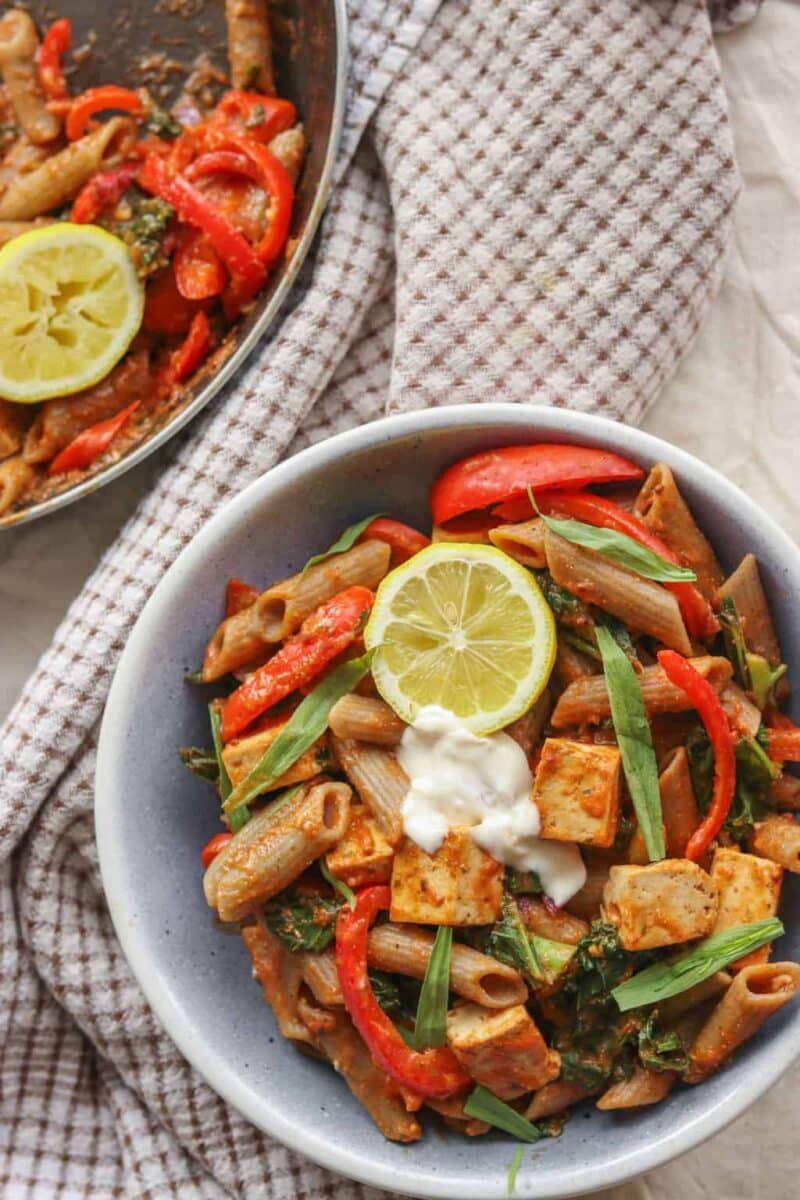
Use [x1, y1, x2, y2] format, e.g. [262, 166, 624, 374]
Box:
[222, 722, 332, 789]
[225, 0, 276, 95]
[551, 655, 732, 729]
[657, 747, 700, 859]
[0, 136, 49, 194]
[524, 1079, 596, 1120]
[268, 125, 307, 184]
[596, 1064, 677, 1110]
[488, 518, 547, 567]
[202, 539, 391, 681]
[328, 694, 405, 745]
[298, 947, 344, 1007]
[657, 970, 732, 1024]
[686, 961, 800, 1081]
[564, 849, 617, 921]
[634, 463, 724, 599]
[330, 736, 407, 845]
[720, 683, 762, 740]
[718, 554, 783, 666]
[769, 772, 800, 812]
[0, 11, 60, 145]
[204, 780, 351, 921]
[425, 1093, 489, 1136]
[751, 814, 800, 874]
[0, 117, 137, 220]
[0, 455, 38, 516]
[0, 399, 31, 460]
[553, 638, 599, 685]
[367, 922, 528, 1009]
[0, 218, 53, 247]
[241, 921, 313, 1044]
[504, 691, 551, 755]
[545, 529, 692, 655]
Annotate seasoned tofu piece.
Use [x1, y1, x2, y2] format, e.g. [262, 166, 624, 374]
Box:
[602, 859, 719, 950]
[710, 847, 783, 969]
[533, 738, 621, 848]
[325, 804, 395, 888]
[390, 829, 503, 925]
[446, 1003, 560, 1099]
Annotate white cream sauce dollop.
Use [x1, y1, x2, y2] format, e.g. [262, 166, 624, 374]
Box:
[397, 705, 586, 907]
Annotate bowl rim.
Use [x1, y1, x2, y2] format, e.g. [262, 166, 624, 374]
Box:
[96, 403, 800, 1199]
[0, 0, 349, 532]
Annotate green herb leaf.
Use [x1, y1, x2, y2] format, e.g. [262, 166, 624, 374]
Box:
[184, 668, 206, 683]
[747, 653, 788, 710]
[224, 652, 373, 814]
[264, 889, 343, 953]
[507, 1146, 524, 1196]
[209, 704, 250, 831]
[506, 868, 543, 895]
[637, 1013, 688, 1073]
[470, 894, 543, 983]
[414, 926, 453, 1048]
[718, 597, 751, 689]
[688, 730, 778, 844]
[463, 1087, 547, 1144]
[146, 107, 181, 139]
[179, 745, 219, 783]
[686, 728, 715, 809]
[302, 514, 385, 573]
[597, 613, 639, 667]
[595, 627, 665, 861]
[612, 918, 784, 1011]
[319, 858, 356, 910]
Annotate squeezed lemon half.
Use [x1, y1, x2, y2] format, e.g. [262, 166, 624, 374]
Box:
[364, 542, 556, 735]
[0, 223, 144, 403]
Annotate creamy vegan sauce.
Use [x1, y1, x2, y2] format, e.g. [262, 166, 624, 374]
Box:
[397, 706, 586, 907]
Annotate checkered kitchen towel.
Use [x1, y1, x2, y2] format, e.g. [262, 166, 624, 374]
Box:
[0, 1, 761, 1197]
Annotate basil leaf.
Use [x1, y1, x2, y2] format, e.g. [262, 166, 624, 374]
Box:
[180, 745, 219, 783]
[223, 652, 373, 814]
[320, 858, 356, 910]
[463, 1087, 547, 1144]
[302, 513, 385, 573]
[612, 918, 784, 1011]
[595, 627, 665, 861]
[414, 926, 453, 1048]
[209, 704, 250, 831]
[507, 1146, 524, 1196]
[718, 596, 751, 689]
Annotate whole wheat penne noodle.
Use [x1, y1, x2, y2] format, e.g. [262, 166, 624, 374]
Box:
[425, 1093, 489, 1136]
[0, 399, 31, 459]
[720, 683, 762, 740]
[658, 747, 700, 858]
[225, 0, 275, 94]
[298, 947, 343, 1007]
[718, 553, 781, 662]
[488, 518, 547, 567]
[524, 1079, 596, 1120]
[268, 124, 307, 184]
[650, 714, 698, 762]
[0, 136, 49, 193]
[367, 922, 527, 1008]
[545, 529, 692, 655]
[596, 1064, 677, 1110]
[0, 217, 53, 246]
[564, 850, 616, 921]
[0, 455, 37, 515]
[0, 116, 136, 220]
[634, 463, 724, 599]
[204, 780, 351, 921]
[750, 814, 800, 873]
[23, 351, 149, 465]
[305, 1002, 421, 1142]
[518, 896, 589, 945]
[626, 821, 665, 865]
[241, 921, 312, 1044]
[0, 11, 60, 145]
[686, 961, 800, 1081]
[553, 637, 599, 685]
[504, 691, 551, 755]
[769, 772, 800, 812]
[330, 736, 407, 845]
[222, 722, 332, 789]
[551, 656, 733, 728]
[202, 539, 391, 680]
[328, 694, 405, 745]
[658, 970, 732, 1024]
[431, 519, 494, 545]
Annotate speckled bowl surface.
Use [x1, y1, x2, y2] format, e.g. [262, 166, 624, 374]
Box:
[96, 404, 800, 1199]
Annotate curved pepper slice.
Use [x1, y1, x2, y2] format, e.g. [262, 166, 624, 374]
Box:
[66, 85, 143, 140]
[71, 161, 139, 223]
[430, 444, 645, 527]
[48, 400, 139, 475]
[213, 91, 296, 143]
[358, 517, 430, 565]
[335, 886, 471, 1099]
[39, 18, 71, 101]
[165, 310, 213, 386]
[657, 650, 735, 860]
[173, 227, 226, 300]
[201, 831, 233, 869]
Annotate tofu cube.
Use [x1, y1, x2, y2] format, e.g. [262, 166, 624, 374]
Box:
[325, 805, 395, 889]
[710, 847, 783, 969]
[446, 1003, 560, 1099]
[390, 829, 503, 925]
[533, 738, 621, 847]
[602, 859, 719, 950]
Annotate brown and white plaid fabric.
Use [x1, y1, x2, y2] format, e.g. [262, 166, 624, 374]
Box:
[0, 2, 760, 1196]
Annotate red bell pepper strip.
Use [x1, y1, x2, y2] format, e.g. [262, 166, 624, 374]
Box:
[201, 832, 232, 869]
[184, 149, 260, 184]
[38, 18, 71, 101]
[358, 517, 430, 565]
[226, 577, 260, 618]
[143, 266, 205, 335]
[221, 132, 294, 265]
[536, 491, 719, 640]
[138, 153, 266, 301]
[764, 724, 800, 763]
[65, 85, 144, 141]
[47, 401, 139, 476]
[657, 650, 736, 860]
[173, 227, 226, 300]
[70, 161, 139, 223]
[430, 444, 645, 527]
[221, 585, 375, 742]
[165, 311, 213, 386]
[213, 91, 296, 143]
[335, 886, 470, 1099]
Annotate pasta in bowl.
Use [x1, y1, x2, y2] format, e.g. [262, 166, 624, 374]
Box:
[96, 406, 800, 1199]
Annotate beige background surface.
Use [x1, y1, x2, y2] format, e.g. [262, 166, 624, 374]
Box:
[0, 2, 798, 1195]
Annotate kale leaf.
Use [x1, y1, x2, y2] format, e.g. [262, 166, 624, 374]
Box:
[263, 893, 343, 953]
[180, 745, 219, 784]
[637, 1012, 688, 1073]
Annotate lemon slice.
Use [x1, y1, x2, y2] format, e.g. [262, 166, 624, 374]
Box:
[0, 223, 144, 403]
[364, 543, 557, 735]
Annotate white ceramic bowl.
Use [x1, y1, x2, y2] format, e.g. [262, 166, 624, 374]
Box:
[96, 404, 800, 1199]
